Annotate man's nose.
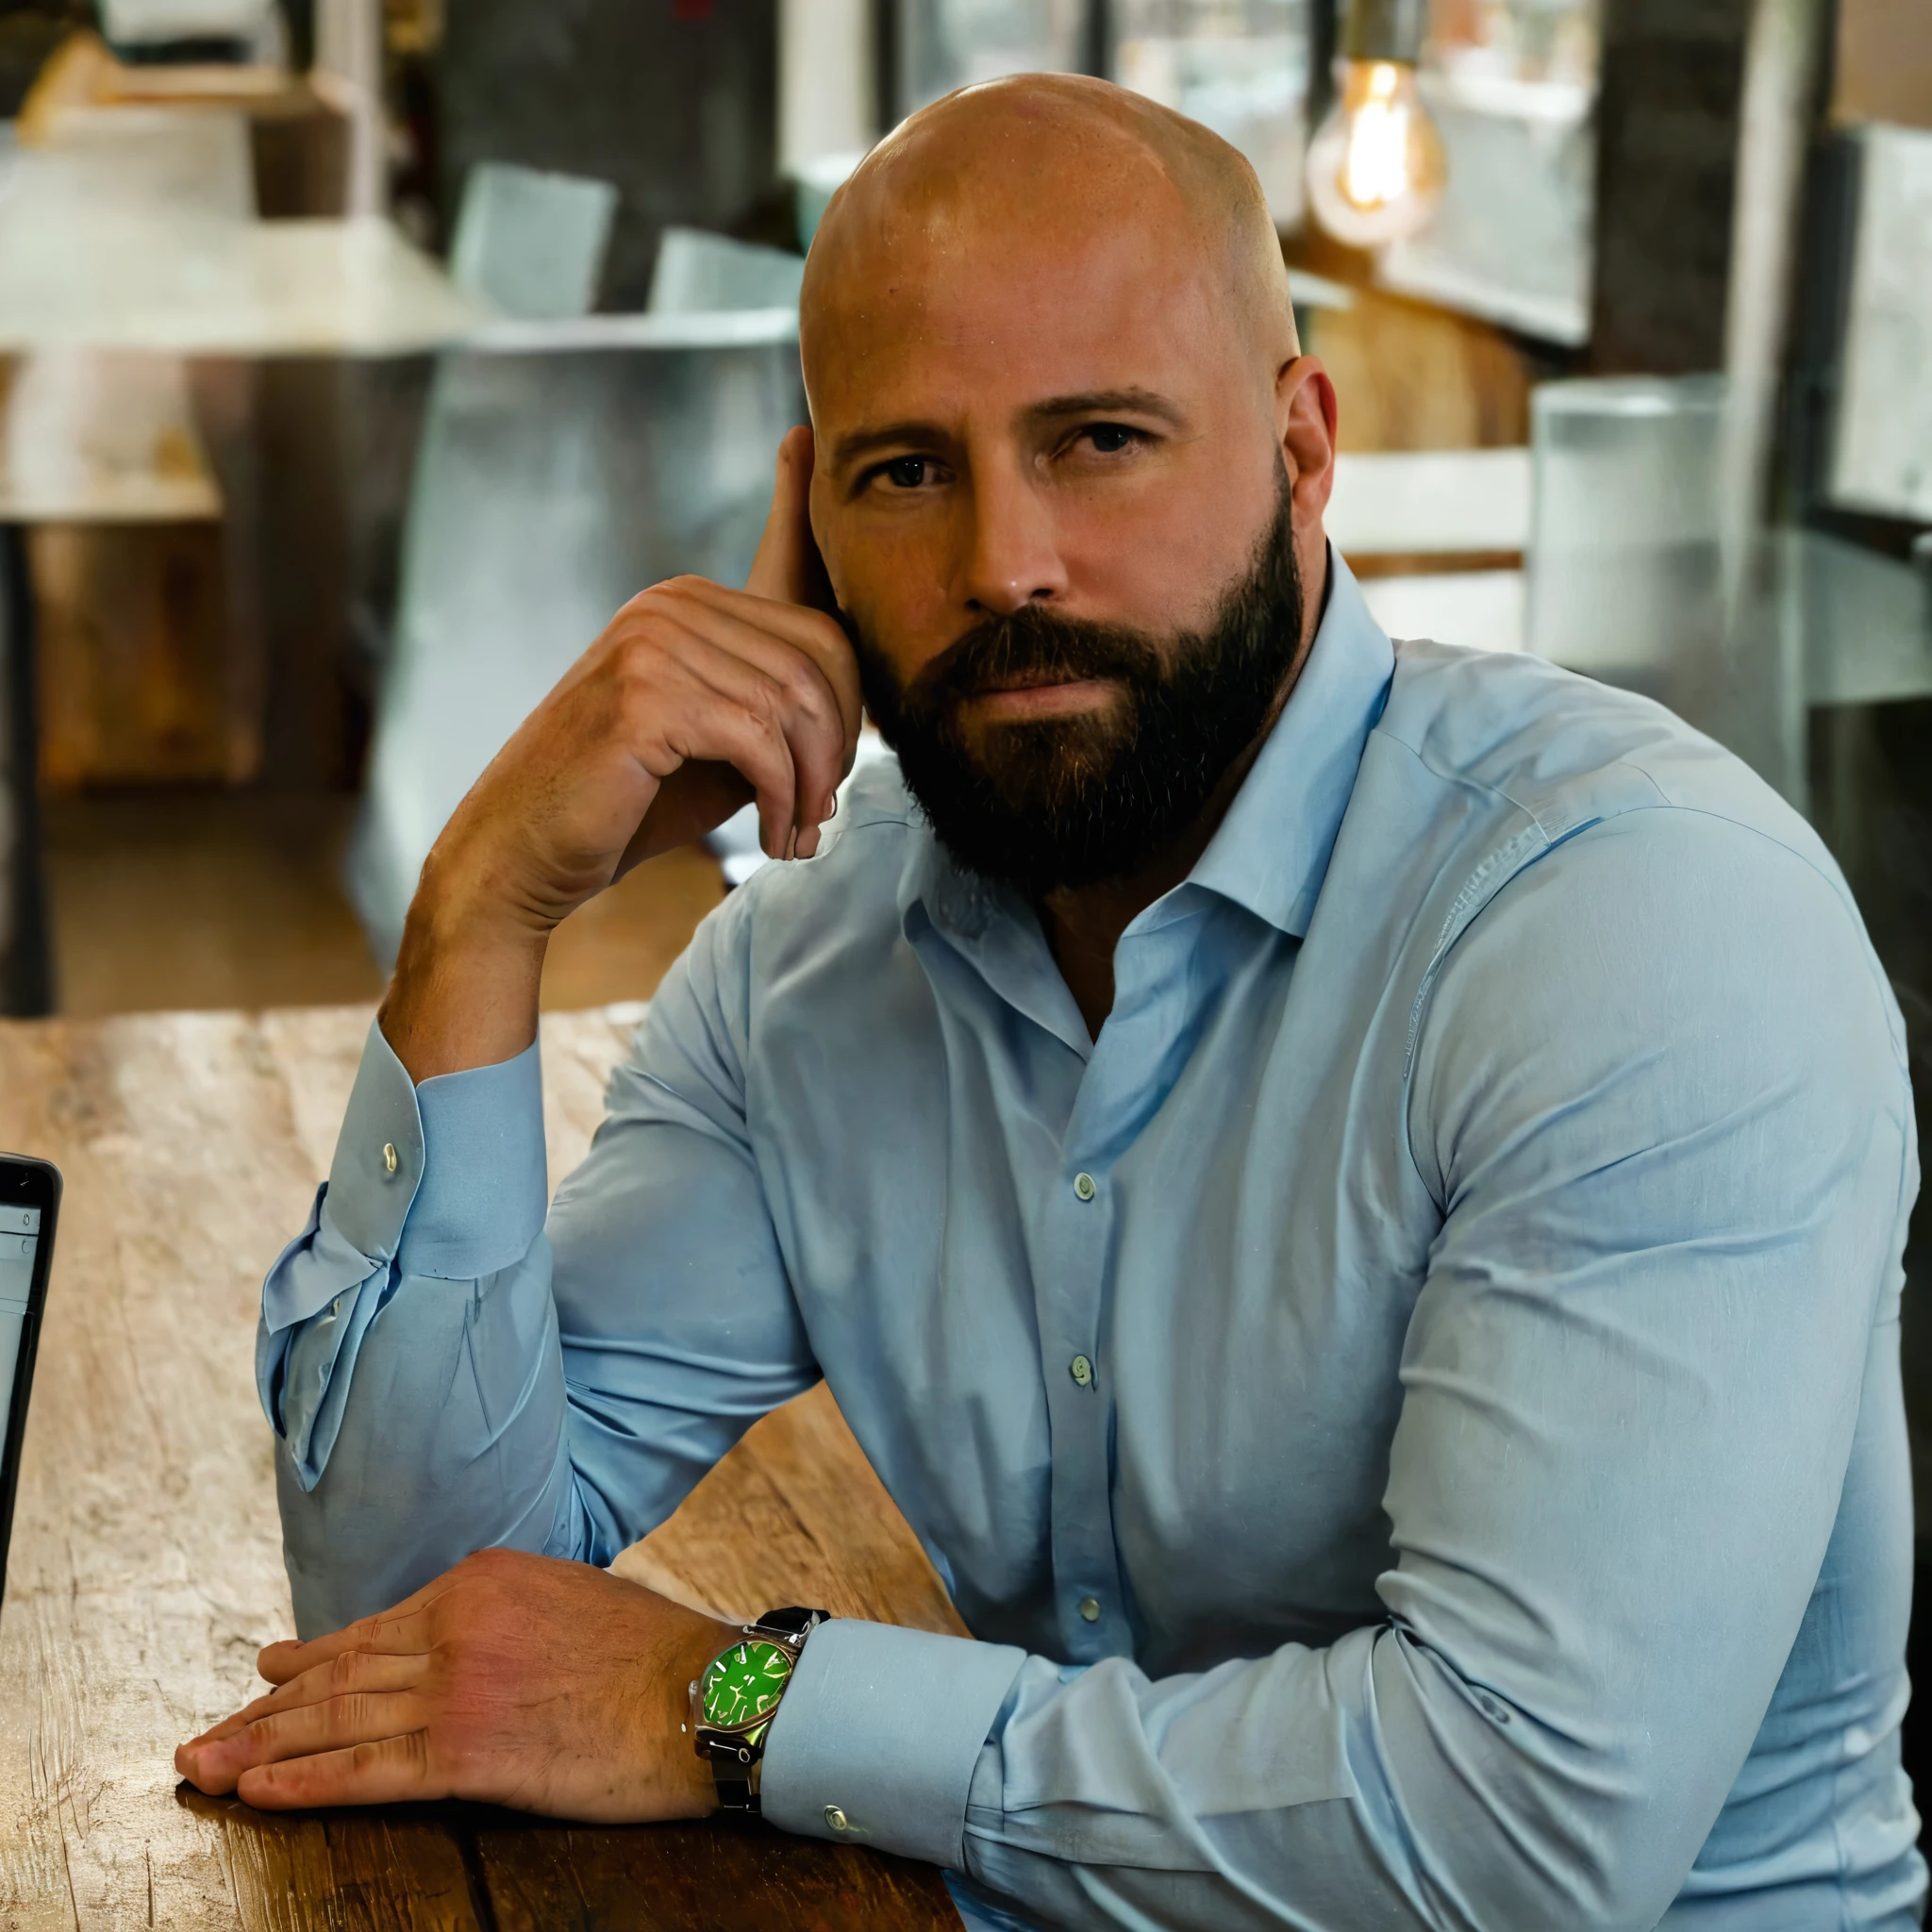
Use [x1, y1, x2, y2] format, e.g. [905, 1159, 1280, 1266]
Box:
[959, 466, 1070, 616]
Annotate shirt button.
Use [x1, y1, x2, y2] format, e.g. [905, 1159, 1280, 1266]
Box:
[1078, 1595, 1101, 1623]
[1073, 1172, 1096, 1201]
[382, 1142, 398, 1175]
[1070, 1354, 1093, 1387]
[824, 1805, 852, 1834]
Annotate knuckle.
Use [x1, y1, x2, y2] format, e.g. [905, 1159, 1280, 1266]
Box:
[611, 633, 668, 687]
[778, 657, 829, 712]
[736, 676, 785, 740]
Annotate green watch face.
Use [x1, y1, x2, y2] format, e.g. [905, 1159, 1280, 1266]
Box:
[701, 1639, 793, 1731]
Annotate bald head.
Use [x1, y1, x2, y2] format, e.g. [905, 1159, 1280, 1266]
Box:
[802, 74, 1298, 385]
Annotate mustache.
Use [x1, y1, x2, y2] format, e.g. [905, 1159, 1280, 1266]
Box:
[874, 606, 1167, 717]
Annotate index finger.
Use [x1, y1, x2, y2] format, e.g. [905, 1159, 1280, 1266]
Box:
[745, 425, 828, 609]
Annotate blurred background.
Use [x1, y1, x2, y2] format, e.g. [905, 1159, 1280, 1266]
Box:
[0, 0, 1927, 1795]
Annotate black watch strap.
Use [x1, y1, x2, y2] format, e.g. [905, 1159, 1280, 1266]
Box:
[707, 1735, 762, 1813]
[752, 1604, 828, 1641]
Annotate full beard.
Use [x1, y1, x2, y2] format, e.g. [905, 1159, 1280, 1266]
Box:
[847, 475, 1305, 898]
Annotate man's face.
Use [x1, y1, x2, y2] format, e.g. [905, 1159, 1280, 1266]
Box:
[804, 156, 1314, 892]
[849, 475, 1303, 894]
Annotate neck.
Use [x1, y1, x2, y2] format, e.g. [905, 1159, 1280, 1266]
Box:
[1039, 540, 1330, 1041]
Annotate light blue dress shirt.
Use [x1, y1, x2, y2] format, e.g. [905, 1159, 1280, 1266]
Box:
[260, 558, 1923, 1930]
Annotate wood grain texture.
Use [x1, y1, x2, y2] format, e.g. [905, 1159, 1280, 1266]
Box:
[0, 1004, 960, 1929]
[473, 1815, 964, 1932]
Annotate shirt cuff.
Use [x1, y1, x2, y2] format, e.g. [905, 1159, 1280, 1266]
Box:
[314, 1019, 427, 1265]
[759, 1619, 1025, 1870]
[399, 1037, 547, 1278]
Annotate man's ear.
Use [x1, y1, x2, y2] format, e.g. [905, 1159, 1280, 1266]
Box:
[1275, 356, 1339, 529]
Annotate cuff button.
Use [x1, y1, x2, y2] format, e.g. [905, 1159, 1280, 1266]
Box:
[382, 1142, 398, 1175]
[824, 1805, 852, 1834]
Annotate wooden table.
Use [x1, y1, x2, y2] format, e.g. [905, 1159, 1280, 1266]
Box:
[0, 1003, 965, 1929]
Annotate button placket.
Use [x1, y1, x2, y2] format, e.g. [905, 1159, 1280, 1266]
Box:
[1044, 939, 1196, 1662]
[1042, 1144, 1121, 1657]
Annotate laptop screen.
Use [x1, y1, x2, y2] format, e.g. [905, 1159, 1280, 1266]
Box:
[0, 1205, 39, 1456]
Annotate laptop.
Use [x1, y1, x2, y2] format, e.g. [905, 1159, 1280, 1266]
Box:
[0, 1154, 59, 1603]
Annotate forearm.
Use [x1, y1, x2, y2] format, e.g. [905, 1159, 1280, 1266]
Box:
[262, 928, 824, 1635]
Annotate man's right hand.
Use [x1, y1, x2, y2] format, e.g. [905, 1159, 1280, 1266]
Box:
[380, 425, 862, 1081]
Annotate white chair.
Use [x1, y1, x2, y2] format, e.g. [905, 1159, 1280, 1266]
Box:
[449, 161, 619, 321]
[647, 226, 806, 316]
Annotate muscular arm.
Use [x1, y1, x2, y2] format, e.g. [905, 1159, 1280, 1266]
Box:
[177, 434, 860, 1820]
[754, 812, 1914, 1929]
[383, 425, 858, 1084]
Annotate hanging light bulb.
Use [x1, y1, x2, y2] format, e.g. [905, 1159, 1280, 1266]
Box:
[1305, 0, 1449, 248]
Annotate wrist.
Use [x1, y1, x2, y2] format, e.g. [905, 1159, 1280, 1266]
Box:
[381, 852, 550, 1085]
[660, 1613, 740, 1818]
[406, 836, 558, 963]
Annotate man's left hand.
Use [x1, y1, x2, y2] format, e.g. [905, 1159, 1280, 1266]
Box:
[175, 1549, 737, 1817]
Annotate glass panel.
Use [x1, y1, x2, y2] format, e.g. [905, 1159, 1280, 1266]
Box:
[1427, 0, 1599, 88]
[1527, 375, 1726, 694]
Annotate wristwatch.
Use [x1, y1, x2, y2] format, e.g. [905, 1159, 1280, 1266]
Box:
[690, 1605, 828, 1813]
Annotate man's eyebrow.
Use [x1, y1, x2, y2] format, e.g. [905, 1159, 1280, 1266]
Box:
[827, 421, 946, 471]
[1023, 387, 1188, 426]
[827, 388, 1189, 473]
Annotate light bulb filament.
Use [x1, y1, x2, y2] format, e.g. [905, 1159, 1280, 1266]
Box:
[1341, 62, 1413, 211]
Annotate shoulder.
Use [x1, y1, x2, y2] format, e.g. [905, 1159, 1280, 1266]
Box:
[1380, 641, 1907, 1130]
[1361, 641, 1869, 974]
[621, 753, 924, 1094]
[1413, 794, 1909, 1199]
[1377, 640, 1823, 866]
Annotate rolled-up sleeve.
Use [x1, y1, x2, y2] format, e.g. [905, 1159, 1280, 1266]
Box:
[258, 1023, 547, 1492]
[262, 889, 821, 1638]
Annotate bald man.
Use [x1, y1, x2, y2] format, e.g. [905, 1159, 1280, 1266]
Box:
[179, 77, 1921, 1931]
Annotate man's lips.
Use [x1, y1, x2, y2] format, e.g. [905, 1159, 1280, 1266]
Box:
[961, 676, 1120, 721]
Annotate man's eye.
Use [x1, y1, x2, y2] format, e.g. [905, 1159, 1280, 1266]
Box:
[1083, 425, 1138, 455]
[884, 457, 930, 489]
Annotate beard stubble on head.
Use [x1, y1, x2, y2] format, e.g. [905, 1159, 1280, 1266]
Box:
[847, 471, 1305, 898]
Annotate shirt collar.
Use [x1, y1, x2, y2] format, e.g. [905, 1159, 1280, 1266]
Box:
[1181, 548, 1393, 939]
[898, 546, 1395, 950]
